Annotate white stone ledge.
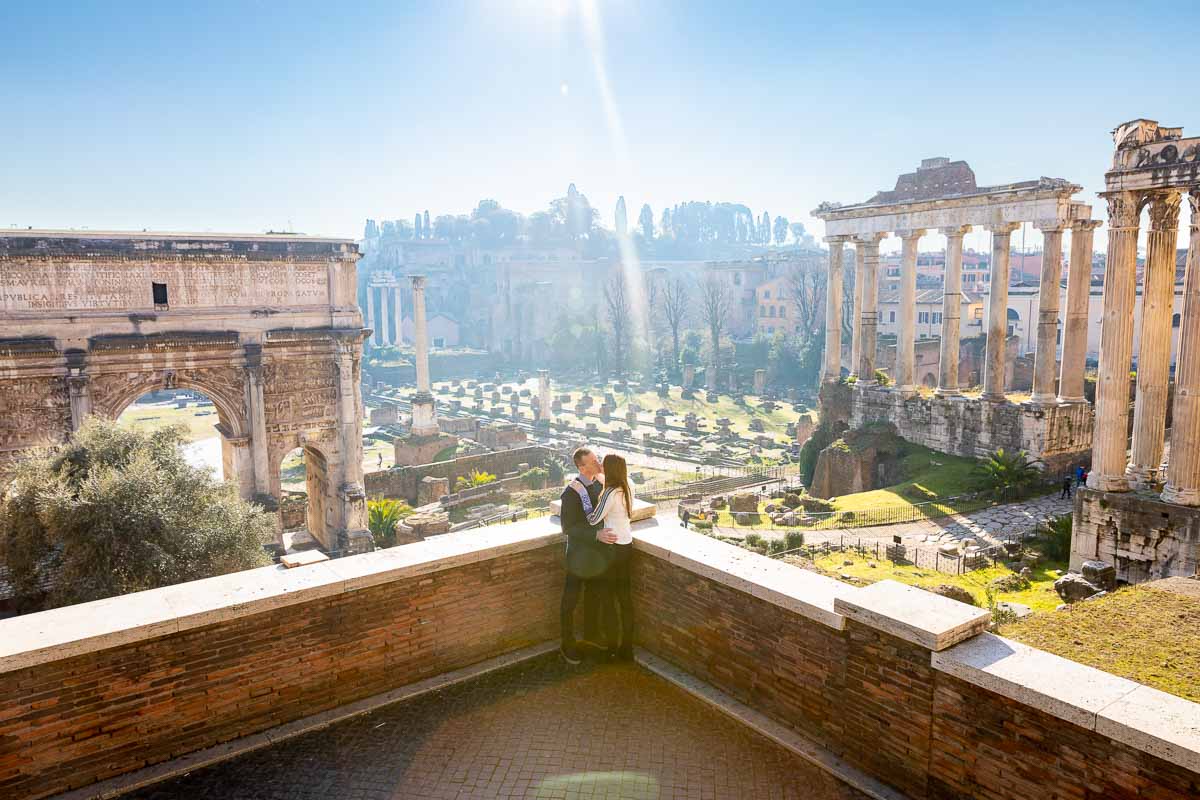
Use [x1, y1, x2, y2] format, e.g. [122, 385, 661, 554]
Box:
[833, 580, 990, 650]
[0, 516, 568, 675]
[933, 633, 1200, 774]
[632, 525, 853, 630]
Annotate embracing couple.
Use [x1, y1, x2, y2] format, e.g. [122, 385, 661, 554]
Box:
[558, 446, 635, 665]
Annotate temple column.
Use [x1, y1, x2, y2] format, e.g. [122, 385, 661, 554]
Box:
[1163, 191, 1200, 505]
[538, 369, 552, 421]
[849, 243, 865, 379]
[937, 226, 969, 396]
[1128, 191, 1183, 487]
[895, 229, 924, 394]
[1029, 223, 1066, 405]
[365, 284, 376, 343]
[1058, 220, 1099, 403]
[982, 223, 1019, 402]
[823, 236, 847, 381]
[409, 274, 439, 436]
[1088, 191, 1142, 493]
[392, 285, 404, 345]
[854, 234, 885, 384]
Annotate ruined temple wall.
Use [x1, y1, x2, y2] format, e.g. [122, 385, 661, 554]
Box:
[365, 444, 554, 503]
[1072, 488, 1200, 581]
[851, 386, 1092, 471]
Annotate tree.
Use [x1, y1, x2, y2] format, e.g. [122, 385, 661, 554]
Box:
[659, 207, 673, 239]
[604, 275, 632, 378]
[974, 448, 1042, 498]
[774, 215, 790, 245]
[0, 419, 273, 612]
[614, 196, 628, 238]
[760, 212, 771, 244]
[414, 212, 423, 240]
[423, 210, 431, 238]
[700, 277, 730, 386]
[661, 278, 690, 373]
[638, 203, 654, 240]
[786, 254, 828, 336]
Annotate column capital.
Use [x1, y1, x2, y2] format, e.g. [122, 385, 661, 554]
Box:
[894, 228, 927, 241]
[852, 232, 887, 246]
[1147, 190, 1183, 231]
[1101, 190, 1143, 230]
[1071, 219, 1102, 232]
[408, 274, 427, 289]
[823, 235, 851, 244]
[941, 225, 971, 238]
[986, 222, 1020, 236]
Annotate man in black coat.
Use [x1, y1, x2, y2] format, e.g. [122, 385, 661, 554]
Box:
[559, 446, 614, 664]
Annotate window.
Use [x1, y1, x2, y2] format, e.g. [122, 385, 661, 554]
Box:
[760, 305, 767, 317]
[769, 306, 777, 318]
[733, 273, 742, 286]
[918, 312, 929, 324]
[889, 311, 896, 323]
[152, 282, 169, 310]
[973, 307, 983, 319]
[764, 290, 771, 299]
[433, 337, 446, 348]
[794, 325, 801, 333]
[933, 312, 942, 325]
[1174, 313, 1181, 328]
[767, 326, 774, 334]
[779, 305, 786, 317]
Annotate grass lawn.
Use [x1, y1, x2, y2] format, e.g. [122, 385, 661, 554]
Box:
[827, 446, 986, 521]
[1005, 584, 1200, 703]
[806, 551, 1067, 614]
[118, 400, 223, 442]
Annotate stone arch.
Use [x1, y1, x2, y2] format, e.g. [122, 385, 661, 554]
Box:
[272, 438, 338, 550]
[92, 367, 248, 439]
[921, 372, 937, 388]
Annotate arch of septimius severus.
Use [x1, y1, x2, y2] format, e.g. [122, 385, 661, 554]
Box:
[0, 231, 373, 555]
[1072, 119, 1200, 583]
[814, 158, 1097, 471]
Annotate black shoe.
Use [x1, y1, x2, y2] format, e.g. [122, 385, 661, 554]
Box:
[559, 646, 582, 665]
[616, 647, 634, 662]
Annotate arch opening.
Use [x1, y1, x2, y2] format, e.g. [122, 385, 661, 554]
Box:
[116, 388, 229, 482]
[277, 444, 334, 552]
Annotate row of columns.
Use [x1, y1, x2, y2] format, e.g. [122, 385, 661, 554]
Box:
[1091, 190, 1200, 503]
[824, 220, 1097, 404]
[365, 284, 404, 346]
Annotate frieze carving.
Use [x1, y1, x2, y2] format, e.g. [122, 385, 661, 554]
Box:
[263, 358, 339, 430]
[0, 377, 71, 451]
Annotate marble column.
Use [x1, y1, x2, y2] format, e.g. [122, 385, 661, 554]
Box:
[982, 223, 1019, 402]
[937, 226, 969, 396]
[849, 243, 865, 379]
[895, 229, 924, 394]
[1088, 191, 1142, 493]
[1029, 223, 1065, 405]
[392, 285, 404, 346]
[365, 284, 376, 342]
[1163, 191, 1200, 505]
[1058, 220, 1099, 403]
[409, 274, 439, 436]
[854, 234, 884, 384]
[823, 236, 847, 381]
[1128, 191, 1183, 488]
[538, 369, 552, 420]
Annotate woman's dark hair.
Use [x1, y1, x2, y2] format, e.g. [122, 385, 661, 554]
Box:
[602, 454, 632, 516]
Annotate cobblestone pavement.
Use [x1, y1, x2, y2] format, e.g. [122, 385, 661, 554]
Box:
[707, 493, 1072, 550]
[123, 654, 867, 800]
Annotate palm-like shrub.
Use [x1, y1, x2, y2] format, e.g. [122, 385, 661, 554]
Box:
[367, 498, 413, 548]
[455, 469, 498, 491]
[974, 448, 1041, 498]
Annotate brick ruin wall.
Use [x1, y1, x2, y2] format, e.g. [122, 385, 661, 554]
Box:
[1072, 488, 1200, 582]
[852, 386, 1093, 473]
[364, 444, 554, 503]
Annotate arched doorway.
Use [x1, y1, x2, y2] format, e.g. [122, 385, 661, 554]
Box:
[276, 443, 335, 551]
[116, 388, 228, 482]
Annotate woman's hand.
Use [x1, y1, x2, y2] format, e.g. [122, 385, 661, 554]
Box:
[596, 528, 618, 544]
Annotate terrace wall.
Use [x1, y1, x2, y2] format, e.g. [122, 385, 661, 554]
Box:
[1, 516, 1197, 800]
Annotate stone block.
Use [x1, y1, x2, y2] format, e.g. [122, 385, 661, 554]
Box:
[1080, 560, 1117, 592]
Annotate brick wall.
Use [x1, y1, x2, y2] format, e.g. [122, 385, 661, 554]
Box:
[0, 540, 563, 800]
[364, 444, 553, 502]
[632, 542, 1199, 800]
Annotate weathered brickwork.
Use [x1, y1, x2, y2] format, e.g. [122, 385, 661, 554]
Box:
[0, 543, 563, 800]
[852, 385, 1092, 472]
[632, 548, 1198, 800]
[929, 674, 1200, 800]
[1071, 487, 1200, 581]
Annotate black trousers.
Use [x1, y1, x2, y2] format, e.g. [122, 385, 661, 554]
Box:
[560, 574, 606, 648]
[605, 544, 634, 653]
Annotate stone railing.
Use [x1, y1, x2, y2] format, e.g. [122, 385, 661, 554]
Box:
[1, 510, 1197, 800]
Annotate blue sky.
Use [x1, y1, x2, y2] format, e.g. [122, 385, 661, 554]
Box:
[1, 0, 1194, 252]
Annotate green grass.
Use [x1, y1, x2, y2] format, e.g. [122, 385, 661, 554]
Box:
[1005, 585, 1200, 702]
[809, 551, 1068, 614]
[828, 447, 985, 521]
[117, 400, 222, 442]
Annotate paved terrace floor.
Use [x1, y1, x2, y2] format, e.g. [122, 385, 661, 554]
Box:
[123, 654, 868, 800]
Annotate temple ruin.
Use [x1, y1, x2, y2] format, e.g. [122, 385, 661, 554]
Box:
[1073, 119, 1200, 582]
[0, 230, 372, 555]
[815, 158, 1097, 470]
[392, 274, 458, 465]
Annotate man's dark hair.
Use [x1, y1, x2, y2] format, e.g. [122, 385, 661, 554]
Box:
[572, 446, 593, 467]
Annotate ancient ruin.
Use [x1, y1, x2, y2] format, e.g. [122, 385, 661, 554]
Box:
[0, 230, 372, 554]
[1073, 119, 1200, 582]
[815, 158, 1097, 470]
[391, 274, 458, 465]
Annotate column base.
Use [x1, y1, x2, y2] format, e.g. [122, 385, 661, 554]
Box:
[1087, 473, 1133, 493]
[1056, 395, 1088, 405]
[934, 387, 961, 398]
[1161, 484, 1200, 507]
[894, 384, 918, 398]
[1025, 393, 1058, 407]
[981, 392, 1008, 404]
[1125, 464, 1163, 490]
